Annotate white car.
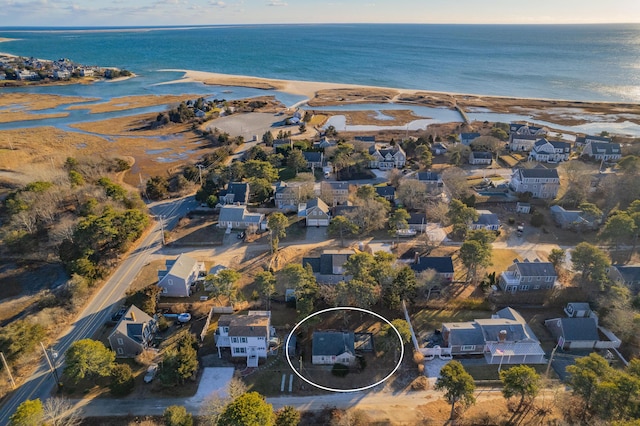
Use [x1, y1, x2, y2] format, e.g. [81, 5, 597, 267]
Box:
[144, 364, 158, 383]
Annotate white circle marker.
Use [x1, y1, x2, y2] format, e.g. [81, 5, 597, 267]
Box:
[285, 306, 405, 393]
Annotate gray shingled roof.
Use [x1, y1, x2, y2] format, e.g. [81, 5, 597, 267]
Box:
[588, 142, 621, 155]
[411, 256, 454, 274]
[312, 331, 355, 356]
[303, 151, 323, 163]
[474, 210, 499, 226]
[219, 205, 248, 223]
[559, 318, 600, 341]
[614, 265, 640, 283]
[161, 254, 198, 281]
[471, 151, 493, 159]
[306, 197, 329, 213]
[417, 172, 440, 181]
[518, 168, 559, 179]
[375, 186, 395, 197]
[228, 182, 249, 204]
[112, 305, 154, 343]
[514, 260, 557, 277]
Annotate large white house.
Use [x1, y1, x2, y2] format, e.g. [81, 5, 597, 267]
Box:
[528, 138, 571, 163]
[499, 259, 558, 293]
[509, 167, 560, 199]
[581, 141, 622, 162]
[368, 144, 406, 169]
[157, 254, 205, 297]
[216, 311, 272, 367]
[509, 123, 548, 152]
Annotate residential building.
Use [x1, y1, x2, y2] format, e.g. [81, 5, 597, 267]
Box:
[299, 197, 330, 227]
[468, 151, 493, 165]
[375, 185, 395, 202]
[581, 141, 622, 162]
[274, 181, 310, 211]
[441, 307, 545, 364]
[303, 151, 324, 168]
[108, 305, 158, 357]
[549, 205, 599, 230]
[53, 70, 70, 79]
[368, 144, 406, 169]
[216, 311, 271, 367]
[470, 210, 500, 231]
[564, 302, 593, 318]
[220, 182, 250, 205]
[528, 138, 571, 163]
[509, 167, 560, 199]
[157, 254, 205, 297]
[509, 123, 548, 152]
[608, 265, 640, 289]
[79, 68, 94, 77]
[411, 256, 454, 281]
[303, 250, 354, 284]
[460, 132, 481, 146]
[516, 202, 531, 214]
[320, 181, 351, 206]
[545, 317, 621, 350]
[431, 142, 448, 156]
[499, 259, 557, 293]
[407, 212, 428, 232]
[575, 134, 611, 146]
[16, 70, 38, 81]
[312, 331, 356, 365]
[218, 205, 265, 230]
[354, 136, 375, 143]
[415, 172, 444, 194]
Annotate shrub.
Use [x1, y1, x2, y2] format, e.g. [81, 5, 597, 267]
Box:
[110, 364, 135, 396]
[508, 217, 515, 225]
[530, 211, 545, 227]
[331, 363, 349, 377]
[157, 316, 170, 331]
[411, 376, 429, 390]
[163, 405, 193, 426]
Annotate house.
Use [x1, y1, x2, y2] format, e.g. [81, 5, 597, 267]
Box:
[331, 204, 357, 217]
[16, 70, 38, 80]
[575, 134, 611, 147]
[303, 250, 354, 284]
[354, 136, 375, 143]
[218, 205, 265, 230]
[470, 210, 500, 231]
[509, 167, 560, 199]
[431, 142, 448, 155]
[368, 144, 406, 169]
[549, 205, 599, 230]
[275, 181, 310, 211]
[509, 123, 548, 152]
[415, 172, 444, 194]
[441, 307, 545, 364]
[303, 151, 324, 168]
[108, 305, 158, 357]
[411, 256, 454, 281]
[407, 212, 428, 232]
[312, 331, 356, 365]
[608, 264, 640, 289]
[220, 182, 250, 205]
[299, 197, 330, 227]
[564, 302, 593, 318]
[499, 259, 557, 293]
[53, 70, 70, 79]
[79, 68, 94, 77]
[469, 151, 493, 165]
[581, 141, 622, 162]
[375, 185, 395, 202]
[545, 317, 621, 350]
[516, 202, 531, 214]
[216, 311, 271, 367]
[460, 132, 481, 146]
[320, 181, 351, 206]
[157, 254, 205, 297]
[528, 139, 571, 163]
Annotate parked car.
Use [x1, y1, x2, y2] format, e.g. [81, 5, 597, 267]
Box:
[144, 364, 158, 383]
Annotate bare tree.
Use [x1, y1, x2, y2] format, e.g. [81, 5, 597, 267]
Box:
[442, 167, 471, 200]
[13, 210, 38, 233]
[416, 269, 441, 301]
[396, 180, 429, 210]
[42, 397, 82, 426]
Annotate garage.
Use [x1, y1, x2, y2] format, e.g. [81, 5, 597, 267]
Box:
[307, 218, 329, 227]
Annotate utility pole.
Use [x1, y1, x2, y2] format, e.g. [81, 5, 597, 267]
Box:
[196, 164, 205, 186]
[0, 352, 16, 389]
[40, 342, 61, 390]
[546, 340, 561, 378]
[158, 215, 166, 245]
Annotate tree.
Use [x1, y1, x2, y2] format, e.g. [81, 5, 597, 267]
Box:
[446, 144, 470, 166]
[109, 363, 135, 396]
[442, 167, 471, 200]
[287, 149, 307, 175]
[244, 160, 279, 182]
[416, 269, 441, 300]
[64, 339, 115, 383]
[548, 248, 566, 269]
[385, 265, 417, 308]
[248, 177, 273, 204]
[207, 268, 241, 303]
[159, 334, 199, 386]
[335, 279, 380, 310]
[395, 180, 430, 210]
[434, 360, 476, 420]
[388, 208, 410, 234]
[255, 270, 276, 310]
[146, 176, 169, 200]
[268, 212, 288, 254]
[9, 399, 44, 426]
[217, 392, 274, 426]
[447, 199, 478, 227]
[328, 215, 359, 247]
[0, 319, 45, 362]
[601, 212, 637, 247]
[42, 397, 81, 426]
[275, 406, 300, 426]
[378, 319, 411, 358]
[500, 365, 541, 414]
[570, 242, 611, 286]
[346, 198, 390, 234]
[164, 405, 193, 426]
[459, 239, 491, 283]
[415, 144, 433, 169]
[471, 135, 503, 158]
[206, 194, 218, 208]
[262, 131, 274, 146]
[567, 353, 613, 420]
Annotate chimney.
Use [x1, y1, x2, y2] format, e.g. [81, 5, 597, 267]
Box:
[498, 330, 507, 342]
[130, 311, 136, 322]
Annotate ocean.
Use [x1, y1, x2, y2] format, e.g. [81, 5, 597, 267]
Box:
[1, 24, 640, 103]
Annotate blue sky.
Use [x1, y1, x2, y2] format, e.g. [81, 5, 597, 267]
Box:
[1, 0, 639, 27]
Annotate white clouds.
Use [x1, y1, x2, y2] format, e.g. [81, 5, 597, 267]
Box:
[210, 0, 226, 6]
[267, 0, 287, 6]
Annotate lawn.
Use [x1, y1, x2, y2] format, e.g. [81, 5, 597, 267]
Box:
[486, 248, 521, 275]
[463, 363, 556, 381]
[410, 307, 491, 338]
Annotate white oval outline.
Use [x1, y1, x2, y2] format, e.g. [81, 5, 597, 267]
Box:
[285, 306, 405, 393]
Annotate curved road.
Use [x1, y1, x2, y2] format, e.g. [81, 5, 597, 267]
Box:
[0, 196, 197, 426]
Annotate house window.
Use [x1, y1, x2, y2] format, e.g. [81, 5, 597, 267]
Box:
[168, 279, 173, 286]
[534, 285, 540, 290]
[162, 287, 168, 294]
[233, 347, 246, 354]
[537, 276, 541, 281]
[520, 285, 529, 291]
[117, 348, 124, 355]
[461, 345, 475, 351]
[117, 338, 124, 346]
[240, 337, 247, 343]
[223, 327, 229, 333]
[231, 337, 238, 343]
[546, 276, 553, 282]
[527, 276, 532, 282]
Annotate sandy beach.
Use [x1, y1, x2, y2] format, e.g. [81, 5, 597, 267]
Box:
[164, 69, 640, 127]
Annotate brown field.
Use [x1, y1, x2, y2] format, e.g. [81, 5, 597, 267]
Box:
[0, 93, 98, 110]
[66, 94, 202, 114]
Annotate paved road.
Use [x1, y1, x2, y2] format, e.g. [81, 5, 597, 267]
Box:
[0, 196, 197, 426]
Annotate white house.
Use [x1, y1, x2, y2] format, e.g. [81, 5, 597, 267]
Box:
[108, 305, 157, 358]
[468, 151, 493, 165]
[509, 123, 548, 152]
[528, 138, 571, 163]
[581, 141, 622, 162]
[470, 210, 500, 231]
[509, 167, 560, 199]
[216, 311, 272, 367]
[298, 197, 330, 227]
[368, 144, 406, 169]
[312, 331, 356, 365]
[218, 205, 265, 230]
[157, 254, 205, 297]
[499, 259, 557, 293]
